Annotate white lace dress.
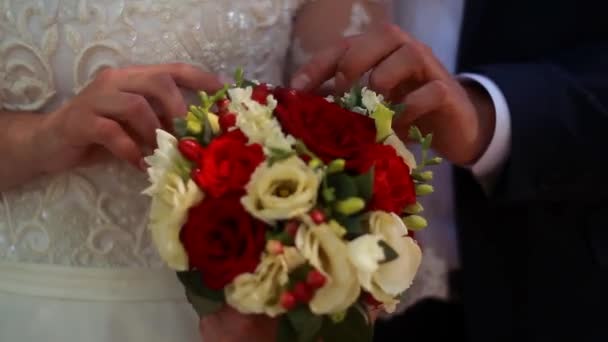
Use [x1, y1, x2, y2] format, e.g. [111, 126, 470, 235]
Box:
[0, 0, 304, 340]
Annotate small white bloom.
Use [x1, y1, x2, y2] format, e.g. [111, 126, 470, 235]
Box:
[325, 95, 335, 103]
[296, 224, 360, 314]
[228, 87, 294, 153]
[348, 212, 422, 313]
[143, 130, 204, 270]
[384, 135, 417, 171]
[225, 248, 306, 317]
[241, 156, 321, 224]
[361, 87, 385, 114]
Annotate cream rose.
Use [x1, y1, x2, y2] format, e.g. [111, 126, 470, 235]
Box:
[296, 224, 360, 314]
[143, 130, 204, 270]
[241, 156, 321, 224]
[348, 212, 422, 313]
[225, 248, 306, 317]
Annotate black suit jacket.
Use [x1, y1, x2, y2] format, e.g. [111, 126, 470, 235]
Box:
[378, 1, 608, 341]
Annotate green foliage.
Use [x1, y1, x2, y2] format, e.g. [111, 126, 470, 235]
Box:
[319, 305, 373, 342]
[176, 271, 224, 318]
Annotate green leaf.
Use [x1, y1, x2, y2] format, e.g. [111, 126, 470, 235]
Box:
[173, 118, 188, 138]
[176, 271, 225, 302]
[353, 167, 374, 201]
[183, 287, 223, 318]
[319, 306, 373, 342]
[287, 307, 323, 342]
[335, 214, 365, 239]
[267, 148, 296, 166]
[322, 186, 336, 203]
[277, 317, 299, 342]
[378, 240, 399, 264]
[327, 173, 358, 200]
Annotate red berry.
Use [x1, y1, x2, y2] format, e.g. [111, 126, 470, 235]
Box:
[306, 270, 327, 289]
[293, 282, 314, 303]
[280, 292, 297, 310]
[178, 139, 203, 162]
[285, 220, 300, 237]
[219, 113, 237, 132]
[252, 84, 271, 104]
[310, 209, 326, 225]
[216, 98, 230, 114]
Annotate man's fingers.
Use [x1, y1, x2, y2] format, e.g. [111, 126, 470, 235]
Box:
[369, 44, 425, 97]
[400, 80, 450, 124]
[89, 117, 143, 169]
[333, 24, 409, 94]
[290, 40, 350, 92]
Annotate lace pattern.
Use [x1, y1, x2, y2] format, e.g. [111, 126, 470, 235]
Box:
[0, 0, 303, 267]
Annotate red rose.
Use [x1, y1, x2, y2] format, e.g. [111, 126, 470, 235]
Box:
[192, 130, 264, 198]
[273, 88, 376, 163]
[180, 196, 267, 290]
[349, 144, 416, 214]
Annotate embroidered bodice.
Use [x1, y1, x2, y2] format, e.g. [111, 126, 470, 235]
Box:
[0, 0, 304, 267]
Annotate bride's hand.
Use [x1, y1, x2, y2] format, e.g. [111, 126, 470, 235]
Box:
[36, 63, 222, 173]
[199, 306, 278, 342]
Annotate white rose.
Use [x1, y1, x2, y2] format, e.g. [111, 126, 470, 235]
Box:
[296, 224, 360, 314]
[225, 248, 306, 317]
[241, 156, 321, 224]
[228, 87, 295, 152]
[143, 130, 204, 270]
[384, 134, 417, 171]
[348, 212, 422, 313]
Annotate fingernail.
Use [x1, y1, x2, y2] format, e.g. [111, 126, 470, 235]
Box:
[291, 74, 310, 90]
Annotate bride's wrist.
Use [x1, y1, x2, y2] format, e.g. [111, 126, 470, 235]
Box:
[14, 112, 53, 177]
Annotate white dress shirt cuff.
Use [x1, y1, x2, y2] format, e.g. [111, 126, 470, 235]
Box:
[458, 73, 512, 188]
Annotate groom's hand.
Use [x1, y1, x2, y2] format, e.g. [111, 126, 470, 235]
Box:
[290, 24, 496, 166]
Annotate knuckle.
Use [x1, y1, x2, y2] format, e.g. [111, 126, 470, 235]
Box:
[383, 23, 408, 43]
[125, 94, 148, 114]
[95, 120, 120, 141]
[369, 71, 392, 92]
[430, 80, 450, 100]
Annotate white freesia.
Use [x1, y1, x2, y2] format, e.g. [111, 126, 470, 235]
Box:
[348, 212, 422, 313]
[225, 248, 306, 317]
[384, 134, 417, 171]
[143, 129, 204, 271]
[296, 224, 360, 314]
[361, 87, 385, 114]
[228, 87, 295, 153]
[241, 156, 321, 224]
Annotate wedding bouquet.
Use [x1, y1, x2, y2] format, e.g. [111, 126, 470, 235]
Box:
[144, 69, 440, 342]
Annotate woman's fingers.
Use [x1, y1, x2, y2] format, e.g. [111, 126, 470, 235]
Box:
[88, 117, 143, 169]
[291, 40, 350, 92]
[91, 92, 162, 148]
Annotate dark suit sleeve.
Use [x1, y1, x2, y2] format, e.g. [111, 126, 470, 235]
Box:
[470, 42, 608, 202]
